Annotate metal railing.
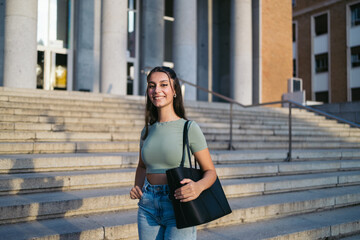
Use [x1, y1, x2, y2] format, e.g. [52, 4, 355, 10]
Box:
[141, 68, 360, 161]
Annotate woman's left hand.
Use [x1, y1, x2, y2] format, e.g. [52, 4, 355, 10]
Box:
[174, 179, 203, 202]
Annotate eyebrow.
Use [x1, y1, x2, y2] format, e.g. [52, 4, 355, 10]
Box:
[148, 80, 169, 84]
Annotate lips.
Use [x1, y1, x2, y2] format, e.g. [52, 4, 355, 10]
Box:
[153, 96, 165, 100]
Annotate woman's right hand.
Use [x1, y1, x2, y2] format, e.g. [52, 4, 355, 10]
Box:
[130, 185, 143, 199]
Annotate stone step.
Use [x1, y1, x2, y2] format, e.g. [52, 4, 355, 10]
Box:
[221, 171, 360, 197]
[213, 141, 360, 151]
[1, 172, 360, 224]
[0, 102, 144, 116]
[0, 168, 134, 195]
[1, 129, 359, 143]
[0, 149, 359, 173]
[199, 120, 352, 132]
[0, 87, 300, 114]
[192, 114, 342, 126]
[0, 185, 359, 239]
[1, 106, 354, 134]
[341, 234, 360, 240]
[1, 164, 360, 195]
[236, 122, 352, 131]
[197, 205, 360, 240]
[1, 149, 360, 173]
[206, 133, 360, 142]
[4, 107, 144, 119]
[1, 90, 315, 118]
[1, 87, 356, 130]
[0, 121, 354, 137]
[216, 160, 360, 178]
[2, 122, 356, 143]
[0, 114, 144, 125]
[0, 141, 139, 154]
[1, 109, 338, 131]
[1, 140, 359, 155]
[0, 99, 340, 125]
[1, 95, 143, 109]
[0, 87, 134, 102]
[211, 149, 360, 163]
[0, 152, 139, 173]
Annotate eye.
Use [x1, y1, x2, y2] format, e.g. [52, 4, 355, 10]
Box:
[161, 83, 168, 87]
[148, 84, 155, 89]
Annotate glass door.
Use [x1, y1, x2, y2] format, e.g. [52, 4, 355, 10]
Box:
[127, 0, 139, 95]
[37, 0, 73, 90]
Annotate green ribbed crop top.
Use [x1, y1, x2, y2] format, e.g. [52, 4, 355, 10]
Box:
[140, 119, 208, 174]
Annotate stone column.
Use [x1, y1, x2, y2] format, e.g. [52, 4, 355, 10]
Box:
[3, 0, 38, 89]
[74, 0, 95, 92]
[74, 0, 101, 93]
[230, 0, 252, 105]
[197, 0, 208, 101]
[139, 0, 164, 95]
[173, 0, 197, 101]
[0, 0, 5, 86]
[101, 0, 127, 95]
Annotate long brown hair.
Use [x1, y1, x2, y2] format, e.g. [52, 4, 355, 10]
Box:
[142, 66, 186, 140]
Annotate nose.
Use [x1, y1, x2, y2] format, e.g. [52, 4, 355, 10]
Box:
[154, 85, 161, 93]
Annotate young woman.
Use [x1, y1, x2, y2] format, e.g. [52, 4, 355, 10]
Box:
[129, 66, 217, 240]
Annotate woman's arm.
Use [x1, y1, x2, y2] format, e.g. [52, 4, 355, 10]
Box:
[130, 150, 146, 199]
[174, 147, 217, 202]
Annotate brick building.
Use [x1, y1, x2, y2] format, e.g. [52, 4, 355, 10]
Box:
[293, 0, 360, 103]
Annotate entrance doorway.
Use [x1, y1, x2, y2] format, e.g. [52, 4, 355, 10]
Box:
[36, 0, 73, 91]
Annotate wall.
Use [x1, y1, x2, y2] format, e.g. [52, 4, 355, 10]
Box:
[312, 101, 360, 124]
[330, 1, 347, 103]
[261, 0, 292, 103]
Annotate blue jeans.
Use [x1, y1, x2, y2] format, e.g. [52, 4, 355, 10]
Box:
[137, 178, 197, 240]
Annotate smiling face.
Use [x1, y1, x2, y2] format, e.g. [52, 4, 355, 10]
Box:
[147, 72, 176, 109]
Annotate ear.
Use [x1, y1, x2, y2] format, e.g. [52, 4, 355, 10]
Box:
[170, 79, 176, 95]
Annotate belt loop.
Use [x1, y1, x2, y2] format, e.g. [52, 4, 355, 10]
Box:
[143, 177, 149, 192]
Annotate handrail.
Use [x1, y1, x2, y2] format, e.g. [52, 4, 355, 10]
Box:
[141, 67, 360, 161]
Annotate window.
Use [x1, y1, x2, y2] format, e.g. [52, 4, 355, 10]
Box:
[127, 62, 134, 95]
[315, 91, 329, 103]
[292, 23, 296, 42]
[37, 0, 71, 91]
[293, 79, 302, 92]
[315, 53, 328, 73]
[314, 14, 328, 36]
[127, 0, 139, 95]
[293, 59, 297, 77]
[164, 0, 174, 63]
[351, 46, 360, 67]
[54, 54, 67, 90]
[351, 3, 360, 26]
[127, 0, 137, 58]
[292, 0, 296, 8]
[352, 88, 360, 101]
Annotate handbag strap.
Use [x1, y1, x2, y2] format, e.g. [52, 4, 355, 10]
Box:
[180, 120, 190, 168]
[180, 120, 198, 169]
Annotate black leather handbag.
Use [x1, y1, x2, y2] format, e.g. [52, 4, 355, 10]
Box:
[166, 120, 232, 229]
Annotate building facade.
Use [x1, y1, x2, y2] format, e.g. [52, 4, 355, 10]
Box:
[293, 0, 360, 103]
[0, 0, 292, 105]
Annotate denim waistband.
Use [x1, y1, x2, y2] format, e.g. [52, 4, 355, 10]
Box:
[143, 177, 169, 195]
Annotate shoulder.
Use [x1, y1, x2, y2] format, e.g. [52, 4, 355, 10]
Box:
[186, 120, 208, 151]
[187, 120, 204, 136]
[188, 120, 202, 130]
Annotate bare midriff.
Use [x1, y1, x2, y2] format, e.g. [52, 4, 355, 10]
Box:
[146, 173, 168, 185]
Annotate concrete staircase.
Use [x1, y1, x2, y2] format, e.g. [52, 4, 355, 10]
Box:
[0, 87, 360, 239]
